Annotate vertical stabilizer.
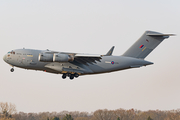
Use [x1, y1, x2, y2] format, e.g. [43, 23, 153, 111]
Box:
[122, 31, 175, 59]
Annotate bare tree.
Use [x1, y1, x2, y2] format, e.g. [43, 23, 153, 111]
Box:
[0, 102, 16, 119]
[0, 118, 15, 120]
[92, 109, 117, 120]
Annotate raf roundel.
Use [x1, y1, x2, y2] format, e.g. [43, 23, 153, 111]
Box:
[111, 61, 115, 64]
[139, 45, 144, 48]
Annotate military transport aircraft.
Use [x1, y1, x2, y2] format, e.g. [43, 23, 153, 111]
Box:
[3, 31, 175, 80]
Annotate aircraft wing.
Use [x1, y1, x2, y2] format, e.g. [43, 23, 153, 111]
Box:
[44, 50, 75, 55]
[105, 46, 115, 56]
[43, 50, 102, 65]
[74, 54, 102, 66]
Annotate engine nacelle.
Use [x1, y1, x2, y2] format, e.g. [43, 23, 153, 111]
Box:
[38, 53, 53, 62]
[53, 53, 74, 62]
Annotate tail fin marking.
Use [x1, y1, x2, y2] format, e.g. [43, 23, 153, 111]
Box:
[123, 31, 175, 59]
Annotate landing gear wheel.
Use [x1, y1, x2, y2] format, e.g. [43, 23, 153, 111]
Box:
[67, 73, 70, 77]
[69, 74, 74, 80]
[10, 68, 14, 72]
[62, 73, 66, 79]
[74, 73, 79, 78]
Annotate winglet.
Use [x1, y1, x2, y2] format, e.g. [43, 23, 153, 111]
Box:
[105, 46, 115, 56]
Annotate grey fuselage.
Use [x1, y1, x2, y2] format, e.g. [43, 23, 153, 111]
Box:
[3, 49, 153, 75]
[3, 31, 174, 78]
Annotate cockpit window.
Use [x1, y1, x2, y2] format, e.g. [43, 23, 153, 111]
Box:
[9, 51, 15, 54]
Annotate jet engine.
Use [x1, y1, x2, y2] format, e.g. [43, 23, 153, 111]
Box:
[38, 53, 53, 62]
[53, 53, 74, 62]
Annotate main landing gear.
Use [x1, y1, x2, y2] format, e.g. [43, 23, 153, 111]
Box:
[10, 68, 14, 72]
[62, 73, 79, 80]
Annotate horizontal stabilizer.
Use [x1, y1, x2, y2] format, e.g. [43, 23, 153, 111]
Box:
[147, 33, 175, 36]
[147, 32, 175, 37]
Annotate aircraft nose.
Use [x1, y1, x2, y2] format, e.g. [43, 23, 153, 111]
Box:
[3, 54, 6, 62]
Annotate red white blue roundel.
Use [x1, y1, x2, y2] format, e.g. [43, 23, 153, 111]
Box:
[111, 61, 114, 64]
[139, 45, 144, 48]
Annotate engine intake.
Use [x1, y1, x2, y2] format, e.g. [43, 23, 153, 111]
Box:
[53, 53, 74, 62]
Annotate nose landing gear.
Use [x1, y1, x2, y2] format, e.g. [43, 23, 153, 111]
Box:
[10, 68, 14, 72]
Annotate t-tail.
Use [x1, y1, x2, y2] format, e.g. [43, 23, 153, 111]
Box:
[123, 31, 175, 59]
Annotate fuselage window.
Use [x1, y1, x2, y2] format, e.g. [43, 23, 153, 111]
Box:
[17, 53, 21, 55]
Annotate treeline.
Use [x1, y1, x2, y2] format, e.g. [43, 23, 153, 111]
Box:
[1, 102, 180, 120]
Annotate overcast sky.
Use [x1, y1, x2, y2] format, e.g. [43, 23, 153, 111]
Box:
[0, 0, 180, 113]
